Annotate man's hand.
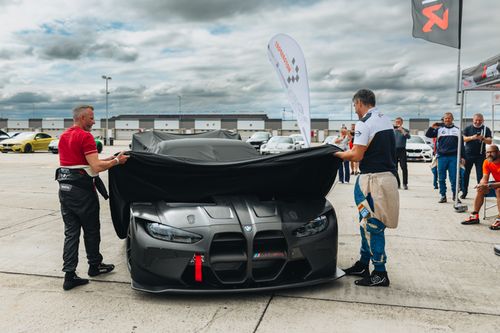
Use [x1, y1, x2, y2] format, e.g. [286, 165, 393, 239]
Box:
[114, 151, 129, 165]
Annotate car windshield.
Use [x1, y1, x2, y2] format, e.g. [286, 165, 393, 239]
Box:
[269, 137, 293, 144]
[250, 133, 269, 140]
[407, 136, 425, 144]
[13, 132, 35, 140]
[7, 132, 19, 138]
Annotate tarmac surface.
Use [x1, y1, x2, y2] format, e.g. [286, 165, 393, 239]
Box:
[1, 142, 500, 332]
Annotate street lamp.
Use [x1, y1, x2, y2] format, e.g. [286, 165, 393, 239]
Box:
[102, 75, 112, 145]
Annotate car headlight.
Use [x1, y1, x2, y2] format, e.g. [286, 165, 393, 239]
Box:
[287, 145, 293, 149]
[145, 222, 202, 244]
[292, 215, 329, 238]
[261, 144, 267, 149]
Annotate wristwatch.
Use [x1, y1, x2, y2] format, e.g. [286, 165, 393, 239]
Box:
[114, 157, 120, 165]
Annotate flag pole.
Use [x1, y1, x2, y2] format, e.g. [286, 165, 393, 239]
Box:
[455, 48, 461, 106]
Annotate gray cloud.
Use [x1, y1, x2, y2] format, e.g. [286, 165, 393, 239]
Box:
[125, 0, 321, 22]
[1, 92, 51, 104]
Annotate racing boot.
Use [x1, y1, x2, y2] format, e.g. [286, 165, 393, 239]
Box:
[88, 263, 115, 277]
[63, 272, 89, 291]
[343, 261, 369, 277]
[355, 270, 390, 287]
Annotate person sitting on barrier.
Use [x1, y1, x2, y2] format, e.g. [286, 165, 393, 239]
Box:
[461, 144, 500, 230]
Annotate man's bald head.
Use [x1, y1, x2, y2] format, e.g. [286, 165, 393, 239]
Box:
[486, 144, 499, 162]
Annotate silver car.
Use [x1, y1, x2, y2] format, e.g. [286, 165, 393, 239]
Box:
[260, 136, 300, 155]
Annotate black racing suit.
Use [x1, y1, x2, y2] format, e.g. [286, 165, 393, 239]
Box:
[56, 168, 108, 273]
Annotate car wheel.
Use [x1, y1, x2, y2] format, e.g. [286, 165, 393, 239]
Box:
[24, 143, 32, 153]
[97, 143, 103, 153]
[51, 150, 58, 154]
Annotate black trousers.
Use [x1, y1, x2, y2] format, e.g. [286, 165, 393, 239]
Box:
[59, 183, 102, 273]
[463, 156, 484, 196]
[395, 148, 408, 187]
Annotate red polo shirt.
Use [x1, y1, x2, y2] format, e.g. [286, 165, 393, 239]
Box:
[59, 126, 97, 166]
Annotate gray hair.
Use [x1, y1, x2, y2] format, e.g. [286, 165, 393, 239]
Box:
[473, 113, 484, 119]
[72, 105, 94, 121]
[352, 89, 376, 107]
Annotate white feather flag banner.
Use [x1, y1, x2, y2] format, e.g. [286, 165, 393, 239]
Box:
[267, 34, 311, 147]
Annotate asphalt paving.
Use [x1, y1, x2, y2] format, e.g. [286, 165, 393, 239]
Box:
[1, 143, 499, 332]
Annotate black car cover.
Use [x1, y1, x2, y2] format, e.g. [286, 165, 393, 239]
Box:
[131, 130, 241, 152]
[109, 141, 342, 239]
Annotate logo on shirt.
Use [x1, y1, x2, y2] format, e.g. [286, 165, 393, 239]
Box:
[355, 131, 362, 137]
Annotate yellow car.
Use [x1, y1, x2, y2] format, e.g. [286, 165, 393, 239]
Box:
[0, 132, 53, 153]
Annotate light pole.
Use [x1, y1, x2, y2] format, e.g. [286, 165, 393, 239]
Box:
[101, 75, 112, 145]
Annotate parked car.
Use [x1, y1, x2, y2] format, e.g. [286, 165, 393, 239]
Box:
[0, 130, 9, 142]
[111, 138, 342, 293]
[246, 132, 272, 151]
[322, 136, 336, 145]
[0, 132, 53, 153]
[406, 135, 432, 162]
[289, 134, 305, 148]
[48, 137, 103, 154]
[260, 136, 300, 155]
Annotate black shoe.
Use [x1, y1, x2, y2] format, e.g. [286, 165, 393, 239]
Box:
[63, 272, 89, 291]
[494, 245, 500, 256]
[355, 270, 390, 287]
[88, 263, 115, 277]
[403, 185, 408, 190]
[452, 196, 462, 204]
[438, 196, 447, 203]
[460, 193, 467, 199]
[343, 261, 369, 277]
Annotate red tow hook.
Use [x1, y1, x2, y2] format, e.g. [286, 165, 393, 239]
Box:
[194, 253, 203, 282]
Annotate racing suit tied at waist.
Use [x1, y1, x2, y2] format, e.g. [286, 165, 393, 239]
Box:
[55, 167, 109, 200]
[355, 172, 399, 228]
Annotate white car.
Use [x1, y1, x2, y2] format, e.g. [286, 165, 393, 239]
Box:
[289, 134, 305, 148]
[260, 136, 300, 155]
[322, 136, 335, 145]
[406, 136, 433, 162]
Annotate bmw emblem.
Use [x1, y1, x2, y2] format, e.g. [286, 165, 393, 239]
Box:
[244, 225, 252, 232]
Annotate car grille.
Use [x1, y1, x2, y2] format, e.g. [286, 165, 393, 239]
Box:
[181, 230, 311, 288]
[407, 148, 422, 153]
[209, 233, 247, 283]
[252, 231, 287, 281]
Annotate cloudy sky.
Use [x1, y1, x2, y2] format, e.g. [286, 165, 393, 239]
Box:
[0, 0, 499, 121]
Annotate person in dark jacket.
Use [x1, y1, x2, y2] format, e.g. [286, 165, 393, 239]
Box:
[461, 113, 492, 199]
[425, 112, 463, 203]
[393, 117, 410, 190]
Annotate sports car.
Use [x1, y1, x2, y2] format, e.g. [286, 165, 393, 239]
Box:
[260, 136, 301, 155]
[406, 135, 433, 162]
[48, 137, 103, 154]
[109, 134, 343, 293]
[0, 132, 53, 153]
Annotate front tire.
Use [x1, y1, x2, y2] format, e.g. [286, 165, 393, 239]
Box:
[24, 143, 32, 153]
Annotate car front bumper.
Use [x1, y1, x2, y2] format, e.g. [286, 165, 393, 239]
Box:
[127, 205, 341, 293]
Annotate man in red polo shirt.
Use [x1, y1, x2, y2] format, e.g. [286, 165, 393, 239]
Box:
[57, 105, 129, 290]
[462, 144, 500, 230]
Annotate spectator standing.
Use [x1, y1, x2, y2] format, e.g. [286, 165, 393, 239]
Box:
[335, 89, 399, 287]
[335, 126, 350, 183]
[393, 117, 410, 190]
[425, 112, 463, 203]
[461, 113, 492, 199]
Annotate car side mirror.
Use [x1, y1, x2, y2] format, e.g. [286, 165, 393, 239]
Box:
[262, 140, 268, 144]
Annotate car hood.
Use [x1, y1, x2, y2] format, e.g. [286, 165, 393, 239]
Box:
[406, 143, 431, 150]
[0, 138, 26, 145]
[265, 142, 293, 148]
